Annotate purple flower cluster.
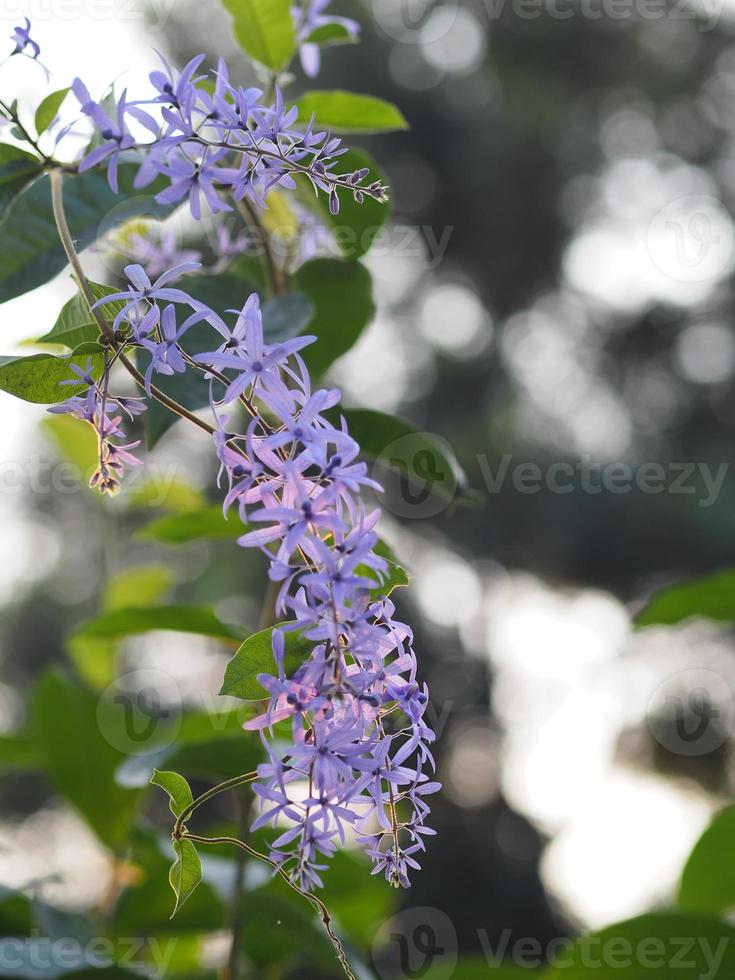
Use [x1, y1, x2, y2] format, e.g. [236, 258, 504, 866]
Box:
[49, 358, 145, 494]
[292, 0, 360, 77]
[72, 53, 387, 219]
[82, 263, 439, 889]
[10, 18, 40, 60]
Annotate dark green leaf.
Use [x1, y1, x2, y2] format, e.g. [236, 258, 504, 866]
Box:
[544, 913, 735, 979]
[296, 148, 390, 260]
[239, 890, 334, 968]
[37, 281, 125, 350]
[219, 0, 296, 69]
[678, 805, 735, 915]
[0, 143, 41, 220]
[137, 506, 242, 544]
[0, 345, 103, 404]
[74, 605, 241, 643]
[262, 291, 315, 340]
[150, 768, 194, 818]
[295, 259, 374, 376]
[34, 87, 70, 136]
[342, 407, 466, 502]
[295, 91, 409, 134]
[169, 838, 202, 916]
[220, 625, 313, 700]
[0, 164, 173, 303]
[30, 670, 142, 849]
[636, 569, 735, 627]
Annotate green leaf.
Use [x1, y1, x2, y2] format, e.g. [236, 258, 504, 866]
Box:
[43, 412, 97, 476]
[239, 889, 334, 967]
[295, 91, 409, 134]
[126, 478, 206, 513]
[37, 281, 125, 350]
[169, 838, 202, 917]
[113, 828, 225, 934]
[296, 148, 390, 260]
[262, 291, 315, 340]
[0, 143, 42, 220]
[0, 345, 103, 404]
[636, 568, 735, 627]
[220, 625, 313, 700]
[30, 670, 142, 849]
[34, 87, 70, 136]
[220, 0, 296, 69]
[544, 913, 735, 979]
[678, 805, 735, 915]
[295, 259, 374, 376]
[137, 506, 241, 544]
[74, 605, 241, 643]
[342, 407, 466, 502]
[305, 22, 359, 46]
[0, 164, 174, 303]
[151, 768, 194, 818]
[103, 565, 173, 612]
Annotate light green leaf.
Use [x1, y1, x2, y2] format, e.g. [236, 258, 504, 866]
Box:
[169, 838, 202, 916]
[0, 143, 41, 220]
[296, 148, 390, 260]
[305, 22, 359, 46]
[636, 568, 735, 627]
[220, 625, 313, 700]
[137, 506, 241, 544]
[37, 281, 125, 350]
[220, 0, 296, 69]
[0, 164, 174, 303]
[151, 768, 194, 818]
[31, 670, 142, 849]
[295, 259, 374, 376]
[103, 565, 173, 612]
[678, 805, 735, 915]
[0, 344, 103, 404]
[544, 913, 735, 979]
[295, 91, 409, 134]
[34, 87, 70, 136]
[73, 605, 241, 643]
[126, 479, 206, 513]
[43, 413, 97, 476]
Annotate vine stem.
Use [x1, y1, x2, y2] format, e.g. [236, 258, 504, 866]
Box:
[233, 196, 285, 296]
[183, 833, 356, 980]
[48, 168, 216, 437]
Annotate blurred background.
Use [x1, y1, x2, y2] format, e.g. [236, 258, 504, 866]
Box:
[2, 0, 735, 975]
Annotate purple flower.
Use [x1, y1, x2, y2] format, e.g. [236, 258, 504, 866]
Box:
[138, 304, 210, 394]
[10, 18, 40, 59]
[93, 261, 201, 336]
[292, 1, 360, 78]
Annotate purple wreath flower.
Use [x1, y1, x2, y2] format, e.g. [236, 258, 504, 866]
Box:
[10, 18, 40, 59]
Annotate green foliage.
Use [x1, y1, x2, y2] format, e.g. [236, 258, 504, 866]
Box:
[37, 281, 124, 350]
[305, 22, 359, 46]
[296, 148, 390, 260]
[0, 143, 42, 219]
[342, 407, 466, 501]
[543, 913, 735, 979]
[43, 412, 97, 478]
[34, 87, 70, 136]
[169, 839, 203, 916]
[30, 670, 143, 849]
[678, 805, 735, 916]
[0, 165, 172, 303]
[296, 258, 374, 376]
[103, 565, 173, 612]
[138, 507, 240, 543]
[295, 91, 409, 134]
[151, 768, 194, 818]
[0, 344, 103, 403]
[219, 624, 313, 700]
[73, 605, 242, 643]
[219, 0, 296, 69]
[636, 568, 735, 627]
